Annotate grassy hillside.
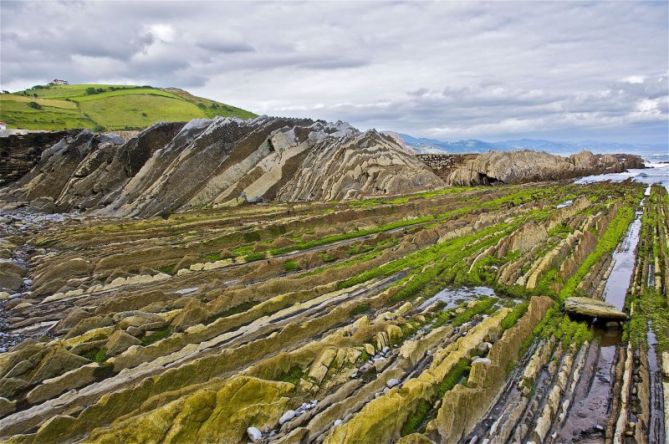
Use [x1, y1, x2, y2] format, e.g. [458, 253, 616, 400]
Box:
[0, 83, 256, 131]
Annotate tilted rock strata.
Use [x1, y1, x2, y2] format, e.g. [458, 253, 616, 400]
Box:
[434, 150, 644, 185]
[0, 117, 444, 216]
[0, 131, 78, 186]
[564, 297, 628, 321]
[0, 180, 663, 444]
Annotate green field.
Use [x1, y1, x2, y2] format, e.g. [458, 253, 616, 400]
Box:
[0, 83, 256, 131]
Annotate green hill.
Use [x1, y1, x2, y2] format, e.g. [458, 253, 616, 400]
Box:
[0, 83, 256, 131]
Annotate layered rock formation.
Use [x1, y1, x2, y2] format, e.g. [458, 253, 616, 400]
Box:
[0, 179, 662, 444]
[420, 150, 644, 185]
[0, 117, 443, 217]
[564, 296, 628, 321]
[0, 131, 77, 186]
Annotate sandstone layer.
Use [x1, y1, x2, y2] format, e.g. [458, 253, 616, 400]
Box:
[0, 180, 663, 443]
[419, 150, 644, 185]
[0, 117, 443, 217]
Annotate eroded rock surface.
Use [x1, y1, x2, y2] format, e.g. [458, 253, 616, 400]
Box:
[564, 296, 628, 321]
[0, 117, 443, 216]
[425, 150, 644, 185]
[0, 179, 664, 444]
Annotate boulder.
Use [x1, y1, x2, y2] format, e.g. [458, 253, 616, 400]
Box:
[30, 347, 90, 384]
[105, 330, 142, 356]
[0, 397, 16, 418]
[279, 409, 297, 425]
[117, 312, 167, 330]
[0, 270, 22, 292]
[0, 377, 28, 398]
[26, 363, 99, 404]
[52, 307, 90, 335]
[29, 196, 56, 213]
[65, 316, 114, 338]
[0, 262, 26, 277]
[564, 297, 627, 321]
[170, 300, 209, 332]
[307, 348, 337, 384]
[33, 258, 91, 296]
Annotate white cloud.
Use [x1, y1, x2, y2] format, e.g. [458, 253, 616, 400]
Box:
[1, 0, 667, 143]
[147, 24, 176, 43]
[623, 75, 646, 84]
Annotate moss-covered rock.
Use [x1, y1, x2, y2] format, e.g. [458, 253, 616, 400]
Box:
[30, 347, 90, 384]
[0, 397, 16, 418]
[105, 330, 141, 357]
[170, 300, 209, 332]
[26, 363, 99, 405]
[89, 376, 293, 443]
[325, 310, 509, 443]
[0, 378, 28, 399]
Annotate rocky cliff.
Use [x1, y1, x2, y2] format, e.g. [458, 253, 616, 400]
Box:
[0, 131, 78, 186]
[0, 117, 443, 216]
[421, 150, 644, 185]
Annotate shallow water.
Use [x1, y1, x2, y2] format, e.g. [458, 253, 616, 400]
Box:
[647, 325, 666, 443]
[417, 285, 496, 310]
[556, 199, 573, 209]
[557, 343, 617, 443]
[556, 195, 643, 441]
[575, 163, 669, 191]
[601, 215, 642, 311]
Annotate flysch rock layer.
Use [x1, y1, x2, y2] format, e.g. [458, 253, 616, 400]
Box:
[436, 150, 644, 185]
[0, 117, 444, 217]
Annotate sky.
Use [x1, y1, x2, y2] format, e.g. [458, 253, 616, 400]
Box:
[1, 0, 668, 144]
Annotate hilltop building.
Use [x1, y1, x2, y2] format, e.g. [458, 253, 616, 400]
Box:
[50, 79, 69, 85]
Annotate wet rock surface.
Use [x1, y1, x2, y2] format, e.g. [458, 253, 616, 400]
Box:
[564, 297, 628, 321]
[0, 176, 664, 443]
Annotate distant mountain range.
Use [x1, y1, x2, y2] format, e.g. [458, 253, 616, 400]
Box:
[399, 134, 668, 159]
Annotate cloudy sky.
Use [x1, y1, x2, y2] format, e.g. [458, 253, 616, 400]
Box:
[1, 0, 668, 144]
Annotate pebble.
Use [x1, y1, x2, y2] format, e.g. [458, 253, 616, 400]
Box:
[373, 358, 388, 372]
[334, 419, 342, 426]
[246, 426, 262, 442]
[386, 378, 399, 388]
[478, 342, 493, 353]
[279, 409, 297, 425]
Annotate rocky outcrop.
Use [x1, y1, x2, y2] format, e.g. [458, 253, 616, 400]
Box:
[0, 179, 653, 443]
[427, 296, 554, 442]
[88, 376, 293, 443]
[0, 131, 78, 186]
[0, 117, 443, 216]
[436, 150, 644, 185]
[564, 296, 628, 321]
[416, 154, 478, 181]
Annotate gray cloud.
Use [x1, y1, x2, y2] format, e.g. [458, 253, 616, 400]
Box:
[1, 0, 667, 144]
[197, 41, 255, 54]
